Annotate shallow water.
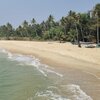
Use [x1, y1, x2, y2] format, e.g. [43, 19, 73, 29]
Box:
[0, 49, 93, 100]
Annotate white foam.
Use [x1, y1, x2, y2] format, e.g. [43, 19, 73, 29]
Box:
[34, 84, 93, 100]
[61, 84, 93, 100]
[35, 90, 69, 100]
[8, 52, 13, 59]
[7, 53, 48, 77]
[0, 48, 63, 77]
[0, 48, 8, 53]
[0, 48, 93, 100]
[42, 67, 63, 77]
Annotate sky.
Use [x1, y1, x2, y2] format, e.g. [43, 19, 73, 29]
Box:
[0, 0, 99, 27]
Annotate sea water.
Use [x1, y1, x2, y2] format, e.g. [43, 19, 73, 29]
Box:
[0, 49, 93, 100]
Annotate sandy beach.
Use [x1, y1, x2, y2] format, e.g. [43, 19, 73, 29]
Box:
[0, 41, 100, 68]
[0, 40, 100, 72]
[0, 40, 100, 100]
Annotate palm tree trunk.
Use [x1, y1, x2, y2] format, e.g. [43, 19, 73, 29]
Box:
[80, 26, 84, 42]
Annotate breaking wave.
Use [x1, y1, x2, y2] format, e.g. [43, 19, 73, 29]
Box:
[29, 84, 92, 100]
[0, 48, 63, 77]
[0, 48, 93, 100]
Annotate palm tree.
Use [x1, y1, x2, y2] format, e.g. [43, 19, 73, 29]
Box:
[46, 15, 55, 30]
[92, 3, 100, 44]
[31, 18, 36, 26]
[22, 20, 28, 29]
[6, 23, 14, 39]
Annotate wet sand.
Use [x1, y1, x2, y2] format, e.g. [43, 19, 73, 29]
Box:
[0, 40, 100, 100]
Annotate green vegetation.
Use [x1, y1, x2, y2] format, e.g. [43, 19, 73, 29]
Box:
[0, 4, 100, 43]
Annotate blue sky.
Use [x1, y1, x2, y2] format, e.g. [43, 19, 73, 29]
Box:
[0, 0, 99, 27]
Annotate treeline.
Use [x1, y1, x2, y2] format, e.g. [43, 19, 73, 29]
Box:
[0, 4, 100, 43]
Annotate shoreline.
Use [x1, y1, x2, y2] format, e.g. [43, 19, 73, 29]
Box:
[0, 41, 100, 69]
[0, 40, 100, 78]
[0, 40, 100, 100]
[0, 49, 94, 100]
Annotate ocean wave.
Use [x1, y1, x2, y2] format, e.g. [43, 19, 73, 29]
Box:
[32, 84, 93, 100]
[0, 48, 93, 100]
[62, 84, 93, 100]
[0, 48, 63, 77]
[0, 48, 7, 53]
[35, 90, 69, 100]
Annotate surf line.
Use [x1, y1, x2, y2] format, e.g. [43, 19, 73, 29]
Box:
[84, 71, 100, 80]
[0, 48, 63, 78]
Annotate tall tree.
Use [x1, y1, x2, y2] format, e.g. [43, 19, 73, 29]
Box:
[31, 18, 36, 26]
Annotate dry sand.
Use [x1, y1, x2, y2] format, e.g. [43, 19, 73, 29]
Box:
[0, 40, 100, 78]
